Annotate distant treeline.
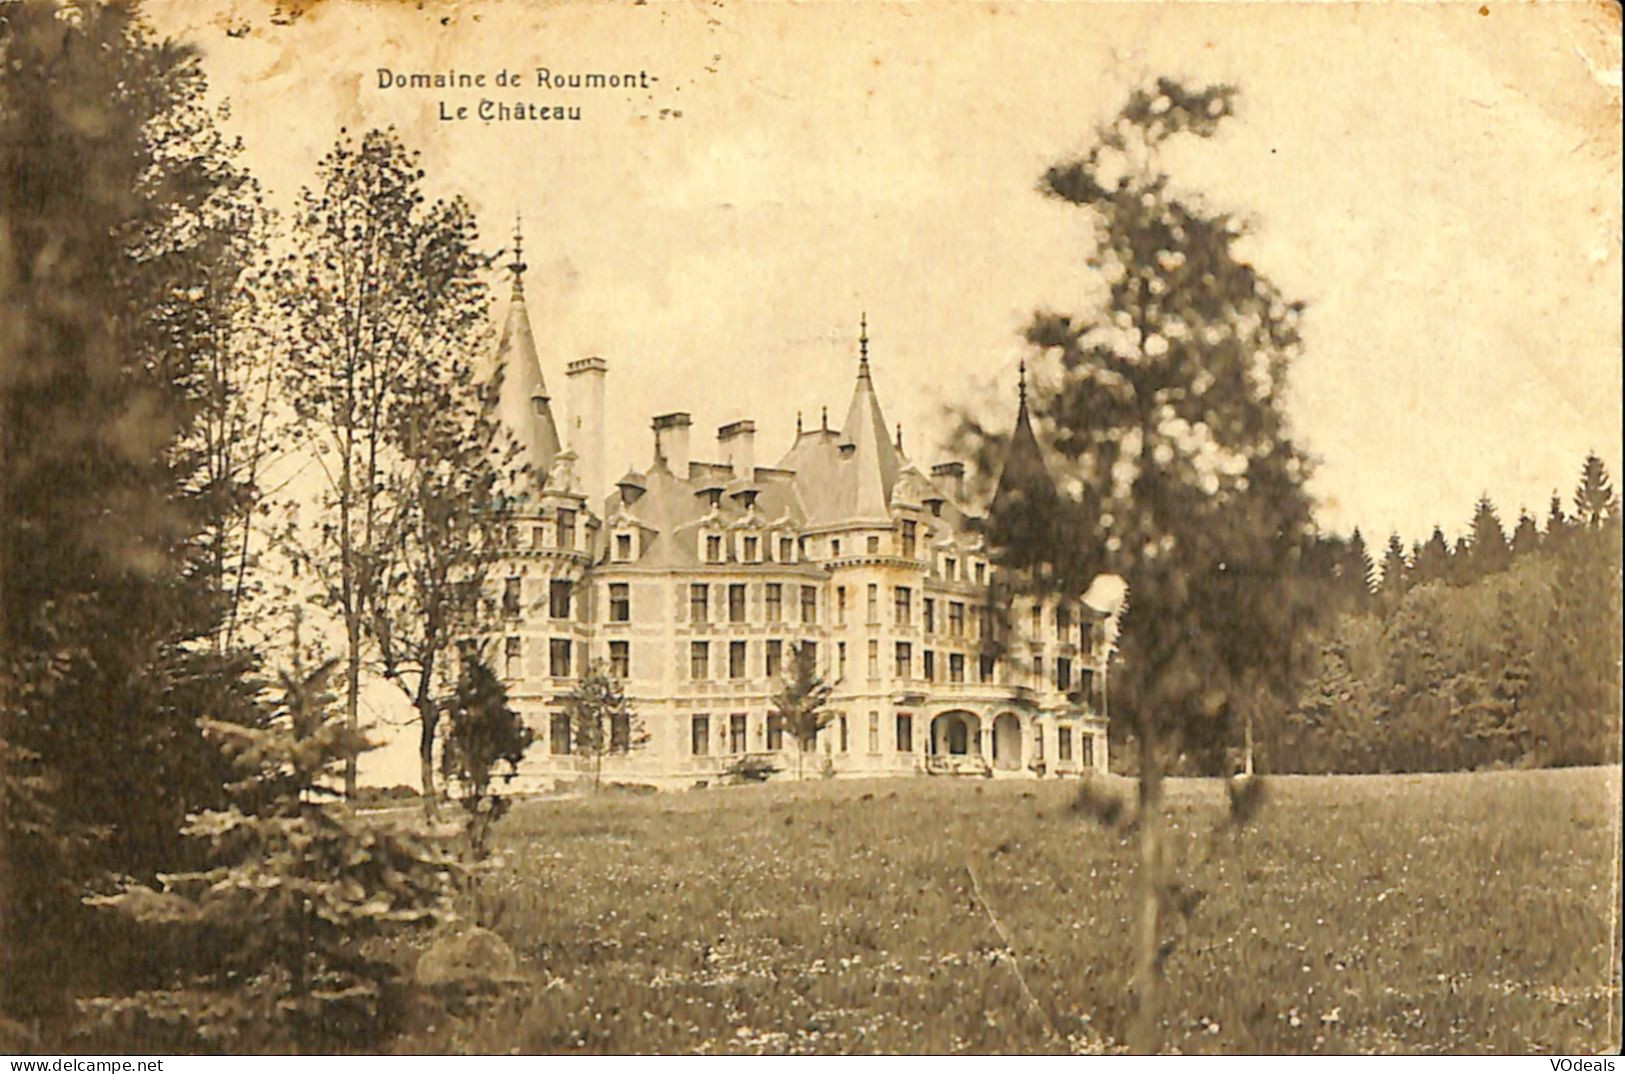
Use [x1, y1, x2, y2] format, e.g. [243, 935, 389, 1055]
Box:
[1259, 454, 1622, 774]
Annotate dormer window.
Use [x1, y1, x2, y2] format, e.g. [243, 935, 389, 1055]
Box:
[832, 538, 841, 557]
[945, 556, 958, 581]
[615, 533, 634, 561]
[900, 520, 917, 558]
[867, 535, 880, 554]
[778, 537, 794, 562]
[556, 509, 576, 550]
[974, 561, 986, 585]
[743, 536, 759, 562]
[706, 534, 723, 563]
[930, 501, 943, 518]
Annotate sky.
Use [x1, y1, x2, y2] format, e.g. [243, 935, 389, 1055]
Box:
[147, 0, 1623, 545]
[139, 0, 1621, 785]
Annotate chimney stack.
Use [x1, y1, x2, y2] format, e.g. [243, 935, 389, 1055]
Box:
[652, 412, 692, 478]
[931, 461, 966, 501]
[565, 357, 607, 503]
[718, 420, 756, 482]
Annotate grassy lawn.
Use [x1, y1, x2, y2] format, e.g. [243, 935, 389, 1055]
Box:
[400, 766, 1622, 1055]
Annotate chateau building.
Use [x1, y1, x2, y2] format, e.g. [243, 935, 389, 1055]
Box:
[486, 247, 1116, 788]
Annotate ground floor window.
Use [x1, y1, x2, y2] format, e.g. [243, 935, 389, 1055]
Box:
[691, 715, 710, 756]
[868, 712, 880, 753]
[1034, 725, 1045, 760]
[767, 714, 784, 751]
[896, 713, 913, 753]
[1080, 733, 1094, 769]
[550, 712, 571, 755]
[1058, 726, 1073, 761]
[729, 713, 747, 754]
[839, 714, 849, 752]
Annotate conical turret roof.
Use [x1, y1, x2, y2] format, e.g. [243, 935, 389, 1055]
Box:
[989, 361, 1062, 561]
[493, 231, 562, 482]
[838, 314, 901, 521]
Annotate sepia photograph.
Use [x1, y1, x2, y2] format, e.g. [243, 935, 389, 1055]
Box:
[1, 0, 1620, 1058]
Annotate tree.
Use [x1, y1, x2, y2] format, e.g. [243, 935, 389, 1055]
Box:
[280, 127, 494, 798]
[1, 0, 262, 1031]
[1469, 493, 1510, 577]
[1344, 528, 1376, 611]
[1413, 526, 1452, 586]
[566, 662, 646, 790]
[81, 660, 454, 1053]
[772, 642, 838, 779]
[1573, 452, 1618, 529]
[1377, 532, 1409, 607]
[440, 658, 532, 923]
[1509, 509, 1541, 559]
[1543, 490, 1572, 550]
[1002, 78, 1321, 1052]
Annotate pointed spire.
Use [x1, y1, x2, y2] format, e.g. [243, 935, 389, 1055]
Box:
[840, 316, 902, 520]
[858, 312, 870, 379]
[507, 213, 528, 299]
[1018, 358, 1028, 411]
[796, 410, 804, 435]
[895, 423, 904, 452]
[821, 405, 828, 432]
[990, 361, 1061, 565]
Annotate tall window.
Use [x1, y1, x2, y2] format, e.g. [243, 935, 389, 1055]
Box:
[1034, 724, 1045, 760]
[609, 583, 630, 622]
[945, 557, 957, 581]
[549, 638, 572, 678]
[549, 579, 572, 619]
[1030, 604, 1042, 638]
[868, 712, 880, 753]
[836, 586, 846, 625]
[609, 640, 630, 679]
[895, 641, 912, 680]
[923, 598, 935, 634]
[690, 641, 709, 680]
[894, 587, 912, 627]
[765, 583, 782, 622]
[531, 526, 547, 550]
[1080, 735, 1094, 768]
[1056, 604, 1072, 640]
[729, 714, 747, 754]
[1056, 657, 1073, 693]
[800, 586, 817, 624]
[502, 577, 521, 618]
[743, 536, 759, 561]
[1081, 668, 1097, 708]
[779, 537, 794, 562]
[504, 636, 521, 678]
[1058, 726, 1073, 761]
[839, 714, 849, 752]
[979, 654, 996, 683]
[690, 584, 709, 624]
[615, 532, 633, 560]
[922, 650, 936, 682]
[1081, 621, 1096, 656]
[691, 715, 710, 756]
[867, 640, 879, 679]
[895, 713, 913, 753]
[706, 534, 723, 563]
[901, 520, 917, 558]
[556, 508, 576, 549]
[550, 712, 571, 754]
[866, 584, 879, 624]
[974, 561, 986, 584]
[1034, 655, 1044, 686]
[765, 639, 783, 678]
[729, 640, 747, 679]
[949, 652, 965, 683]
[728, 583, 746, 623]
[767, 714, 784, 751]
[837, 641, 847, 679]
[949, 602, 965, 637]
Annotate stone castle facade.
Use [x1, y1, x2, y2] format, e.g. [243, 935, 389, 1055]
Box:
[485, 249, 1116, 789]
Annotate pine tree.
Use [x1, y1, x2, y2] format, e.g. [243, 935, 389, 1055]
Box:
[1345, 528, 1376, 610]
[1, 1, 262, 1030]
[1469, 493, 1510, 576]
[1378, 533, 1409, 604]
[1448, 534, 1475, 587]
[1544, 489, 1572, 549]
[1413, 526, 1452, 586]
[1509, 509, 1541, 558]
[1573, 452, 1618, 529]
[81, 661, 454, 1053]
[773, 642, 838, 780]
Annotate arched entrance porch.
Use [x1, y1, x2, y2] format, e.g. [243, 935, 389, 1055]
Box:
[990, 712, 1023, 771]
[929, 711, 982, 757]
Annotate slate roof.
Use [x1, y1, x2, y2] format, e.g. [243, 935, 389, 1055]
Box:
[493, 262, 562, 485]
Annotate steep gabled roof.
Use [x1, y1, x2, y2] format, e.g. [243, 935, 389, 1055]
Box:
[493, 240, 562, 484]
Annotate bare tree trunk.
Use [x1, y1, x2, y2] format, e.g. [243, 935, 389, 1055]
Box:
[418, 705, 439, 820]
[344, 615, 361, 798]
[1243, 708, 1255, 777]
[1129, 725, 1165, 1054]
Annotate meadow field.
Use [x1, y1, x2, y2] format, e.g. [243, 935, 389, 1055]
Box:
[401, 766, 1622, 1055]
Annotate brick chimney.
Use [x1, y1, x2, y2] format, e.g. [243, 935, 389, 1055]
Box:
[931, 461, 966, 501]
[652, 412, 692, 478]
[565, 357, 607, 502]
[718, 420, 756, 481]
